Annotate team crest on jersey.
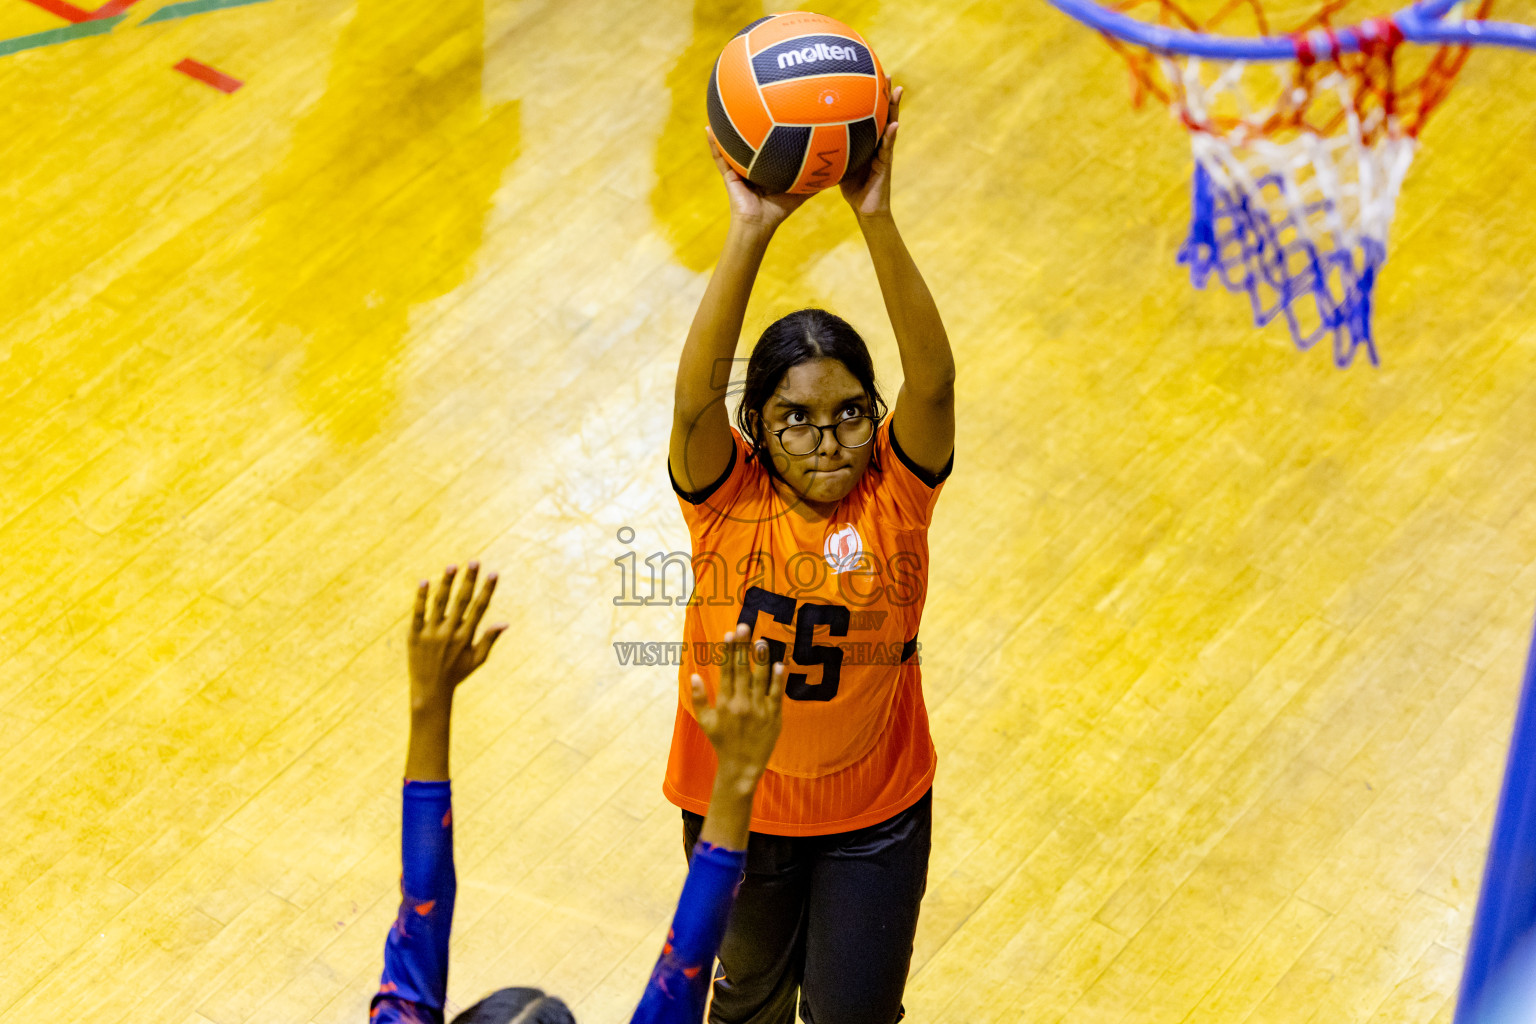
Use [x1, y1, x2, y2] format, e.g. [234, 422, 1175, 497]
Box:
[823, 522, 865, 574]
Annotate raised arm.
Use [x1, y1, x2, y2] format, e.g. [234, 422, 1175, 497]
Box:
[631, 626, 785, 1023]
[670, 132, 812, 495]
[372, 564, 506, 1024]
[842, 86, 956, 477]
[689, 626, 786, 850]
[403, 563, 505, 781]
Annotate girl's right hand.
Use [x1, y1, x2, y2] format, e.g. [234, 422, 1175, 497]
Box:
[707, 127, 812, 234]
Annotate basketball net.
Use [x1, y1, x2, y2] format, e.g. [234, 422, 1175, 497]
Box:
[1105, 0, 1490, 366]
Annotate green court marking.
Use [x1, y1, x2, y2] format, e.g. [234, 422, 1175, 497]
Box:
[0, 15, 121, 58]
[0, 0, 273, 59]
[141, 0, 271, 26]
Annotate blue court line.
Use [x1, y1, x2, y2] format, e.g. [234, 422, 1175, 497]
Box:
[0, 0, 272, 59]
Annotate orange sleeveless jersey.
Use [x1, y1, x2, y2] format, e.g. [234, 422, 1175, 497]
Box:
[666, 417, 951, 836]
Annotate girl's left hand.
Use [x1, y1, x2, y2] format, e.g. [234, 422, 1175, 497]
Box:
[841, 82, 901, 219]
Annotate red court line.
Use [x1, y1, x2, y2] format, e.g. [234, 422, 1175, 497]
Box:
[174, 56, 241, 92]
[20, 0, 141, 23]
[21, 0, 92, 22]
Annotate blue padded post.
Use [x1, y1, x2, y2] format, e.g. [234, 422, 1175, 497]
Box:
[1456, 612, 1536, 1022]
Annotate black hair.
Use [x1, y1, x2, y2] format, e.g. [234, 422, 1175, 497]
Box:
[448, 987, 576, 1024]
[734, 308, 888, 477]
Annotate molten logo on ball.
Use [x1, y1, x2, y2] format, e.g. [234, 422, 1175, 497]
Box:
[776, 42, 861, 70]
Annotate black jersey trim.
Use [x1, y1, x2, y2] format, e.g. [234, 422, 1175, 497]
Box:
[901, 635, 919, 662]
[670, 443, 738, 505]
[888, 421, 953, 489]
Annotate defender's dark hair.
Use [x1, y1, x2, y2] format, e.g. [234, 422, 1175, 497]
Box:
[734, 308, 888, 477]
[448, 987, 576, 1024]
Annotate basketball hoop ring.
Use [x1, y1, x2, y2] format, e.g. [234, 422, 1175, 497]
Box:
[1045, 0, 1536, 366]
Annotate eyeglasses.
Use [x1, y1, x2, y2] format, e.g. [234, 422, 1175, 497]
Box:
[770, 415, 876, 457]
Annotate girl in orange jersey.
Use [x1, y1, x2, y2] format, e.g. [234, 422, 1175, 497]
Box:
[667, 85, 955, 1024]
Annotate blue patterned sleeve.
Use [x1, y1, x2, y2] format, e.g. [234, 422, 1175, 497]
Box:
[629, 841, 747, 1024]
[370, 780, 457, 1024]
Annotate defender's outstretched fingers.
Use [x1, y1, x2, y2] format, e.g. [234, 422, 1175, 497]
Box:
[718, 627, 742, 704]
[451, 562, 479, 627]
[747, 640, 772, 699]
[411, 580, 430, 636]
[752, 655, 785, 718]
[733, 623, 753, 689]
[432, 566, 457, 624]
[467, 572, 499, 636]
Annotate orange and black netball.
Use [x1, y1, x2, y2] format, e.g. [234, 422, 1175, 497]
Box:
[707, 11, 890, 195]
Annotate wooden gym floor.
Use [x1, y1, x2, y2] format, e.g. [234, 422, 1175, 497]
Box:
[2, 0, 1535, 1021]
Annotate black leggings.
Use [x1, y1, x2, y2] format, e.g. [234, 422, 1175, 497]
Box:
[681, 790, 932, 1024]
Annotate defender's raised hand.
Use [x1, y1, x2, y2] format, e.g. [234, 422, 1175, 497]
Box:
[408, 562, 507, 715]
[690, 624, 787, 797]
